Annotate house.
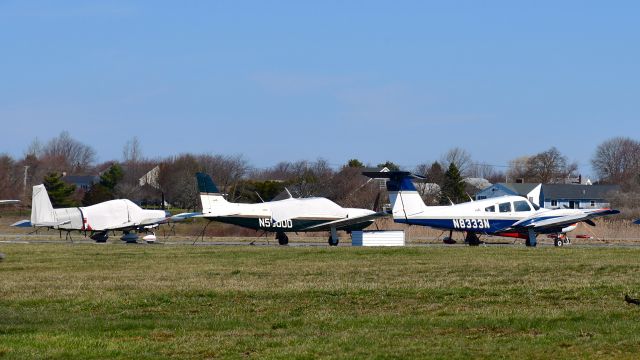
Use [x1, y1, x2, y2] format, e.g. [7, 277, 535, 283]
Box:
[139, 165, 160, 189]
[61, 175, 100, 191]
[475, 183, 619, 209]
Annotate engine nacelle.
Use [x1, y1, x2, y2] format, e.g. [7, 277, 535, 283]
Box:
[561, 223, 578, 233]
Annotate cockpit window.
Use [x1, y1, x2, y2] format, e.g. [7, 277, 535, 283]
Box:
[514, 200, 532, 212]
[499, 202, 511, 213]
[485, 205, 495, 212]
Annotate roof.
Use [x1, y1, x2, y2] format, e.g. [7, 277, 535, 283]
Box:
[62, 175, 99, 186]
[501, 183, 539, 195]
[541, 184, 619, 200]
[463, 177, 492, 190]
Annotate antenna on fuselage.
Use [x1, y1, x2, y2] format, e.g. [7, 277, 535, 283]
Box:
[255, 192, 265, 203]
[466, 193, 474, 202]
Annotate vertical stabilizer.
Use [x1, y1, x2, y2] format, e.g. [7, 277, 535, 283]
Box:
[196, 173, 230, 213]
[362, 171, 426, 219]
[31, 185, 56, 225]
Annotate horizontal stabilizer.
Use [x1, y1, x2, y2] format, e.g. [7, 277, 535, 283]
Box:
[170, 212, 202, 221]
[31, 220, 71, 227]
[0, 200, 20, 205]
[10, 220, 32, 227]
[361, 171, 426, 180]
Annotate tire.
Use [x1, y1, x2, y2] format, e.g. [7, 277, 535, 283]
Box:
[328, 236, 339, 246]
[277, 233, 289, 246]
[554, 238, 563, 247]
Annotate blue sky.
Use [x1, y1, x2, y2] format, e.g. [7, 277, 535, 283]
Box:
[1, 1, 638, 176]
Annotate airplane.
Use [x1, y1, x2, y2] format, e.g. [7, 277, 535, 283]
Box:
[0, 200, 19, 205]
[191, 172, 385, 245]
[363, 171, 620, 247]
[11, 184, 179, 243]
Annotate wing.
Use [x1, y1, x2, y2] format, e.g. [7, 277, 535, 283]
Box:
[298, 212, 388, 231]
[103, 212, 199, 231]
[512, 209, 619, 231]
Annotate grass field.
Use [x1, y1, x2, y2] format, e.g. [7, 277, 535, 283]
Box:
[2, 244, 640, 359]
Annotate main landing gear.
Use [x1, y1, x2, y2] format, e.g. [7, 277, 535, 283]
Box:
[90, 231, 109, 243]
[328, 227, 339, 246]
[525, 229, 537, 247]
[276, 232, 289, 246]
[464, 232, 481, 246]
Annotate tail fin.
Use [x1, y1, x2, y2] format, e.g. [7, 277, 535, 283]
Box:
[362, 171, 426, 219]
[196, 172, 230, 213]
[31, 184, 56, 225]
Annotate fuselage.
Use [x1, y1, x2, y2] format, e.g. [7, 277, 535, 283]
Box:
[393, 195, 593, 235]
[48, 199, 168, 231]
[199, 197, 375, 232]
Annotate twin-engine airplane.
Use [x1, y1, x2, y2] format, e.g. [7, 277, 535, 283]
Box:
[191, 173, 385, 245]
[12, 184, 176, 242]
[364, 171, 619, 247]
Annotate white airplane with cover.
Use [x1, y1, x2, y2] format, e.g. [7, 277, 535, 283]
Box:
[191, 173, 385, 245]
[363, 171, 619, 247]
[12, 184, 176, 242]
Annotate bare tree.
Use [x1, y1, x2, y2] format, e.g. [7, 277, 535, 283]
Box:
[591, 137, 640, 186]
[122, 136, 143, 164]
[527, 147, 577, 183]
[441, 147, 472, 177]
[507, 148, 577, 183]
[42, 131, 96, 173]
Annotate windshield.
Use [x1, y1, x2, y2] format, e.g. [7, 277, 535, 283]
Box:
[514, 200, 532, 212]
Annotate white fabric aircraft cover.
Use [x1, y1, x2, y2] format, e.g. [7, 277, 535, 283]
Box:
[270, 197, 347, 222]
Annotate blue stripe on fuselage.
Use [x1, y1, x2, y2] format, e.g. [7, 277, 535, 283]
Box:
[394, 218, 517, 234]
[511, 215, 563, 228]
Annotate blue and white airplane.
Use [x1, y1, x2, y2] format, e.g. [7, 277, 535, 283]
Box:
[364, 171, 620, 247]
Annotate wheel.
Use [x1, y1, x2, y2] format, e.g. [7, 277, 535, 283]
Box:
[328, 236, 339, 246]
[554, 238, 563, 247]
[563, 237, 571, 245]
[276, 233, 289, 246]
[442, 237, 456, 245]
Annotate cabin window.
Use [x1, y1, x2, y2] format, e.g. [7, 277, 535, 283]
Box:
[477, 196, 486, 200]
[514, 200, 531, 212]
[485, 205, 495, 212]
[551, 200, 558, 207]
[499, 202, 512, 213]
[590, 200, 596, 207]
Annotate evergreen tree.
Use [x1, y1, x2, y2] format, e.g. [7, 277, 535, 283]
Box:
[377, 161, 400, 171]
[439, 163, 466, 205]
[82, 164, 124, 206]
[99, 163, 124, 190]
[43, 172, 77, 207]
[347, 159, 364, 168]
[427, 161, 445, 186]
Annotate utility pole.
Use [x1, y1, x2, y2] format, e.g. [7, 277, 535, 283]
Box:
[23, 165, 30, 200]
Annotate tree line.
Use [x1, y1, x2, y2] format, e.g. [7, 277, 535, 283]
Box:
[1, 132, 639, 212]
